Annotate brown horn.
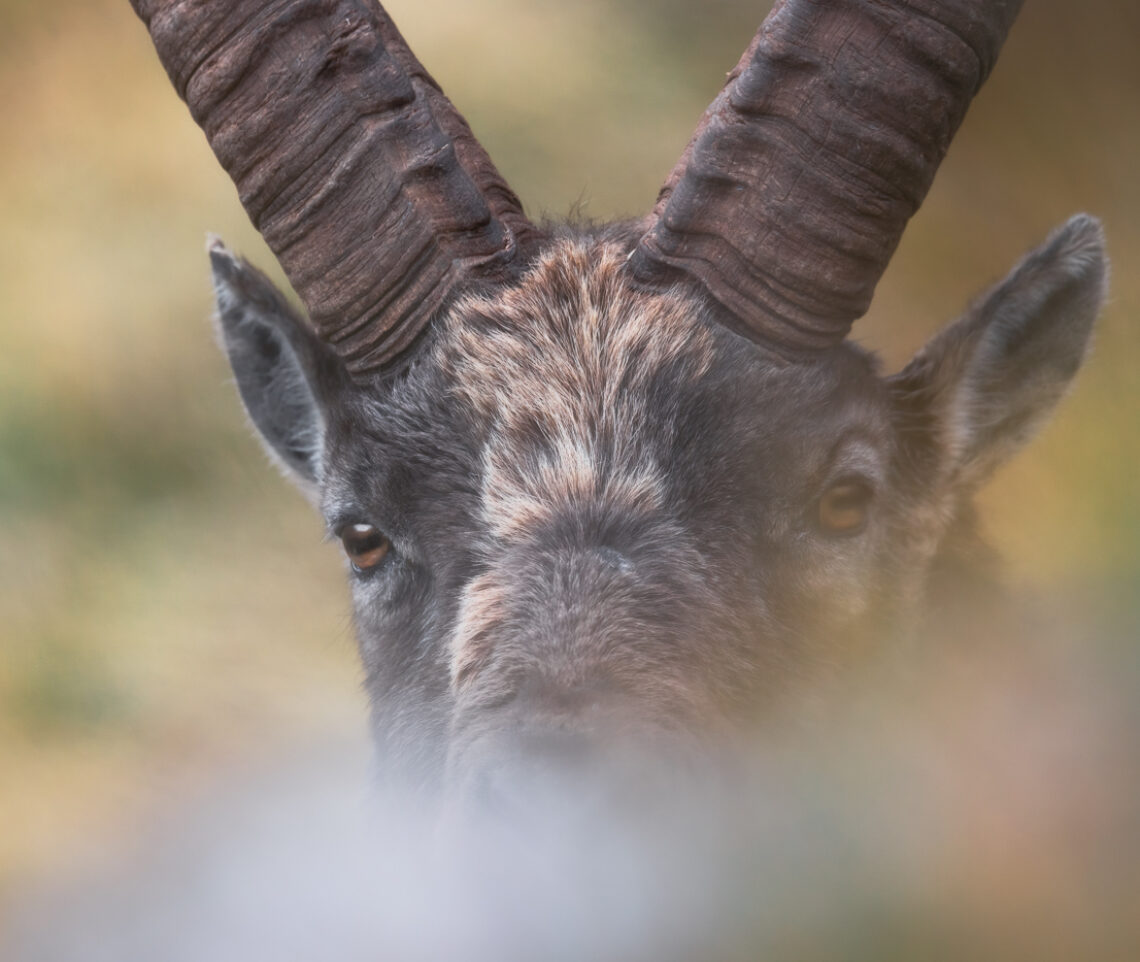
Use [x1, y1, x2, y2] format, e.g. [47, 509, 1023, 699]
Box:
[131, 0, 541, 377]
[629, 0, 1023, 352]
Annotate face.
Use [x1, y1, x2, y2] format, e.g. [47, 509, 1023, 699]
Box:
[324, 242, 915, 798]
[211, 218, 1104, 806]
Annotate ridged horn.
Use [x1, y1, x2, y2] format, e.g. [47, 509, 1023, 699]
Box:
[130, 0, 541, 377]
[629, 0, 1023, 352]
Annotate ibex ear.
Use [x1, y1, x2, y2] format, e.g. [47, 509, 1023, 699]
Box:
[209, 238, 340, 499]
[890, 215, 1108, 490]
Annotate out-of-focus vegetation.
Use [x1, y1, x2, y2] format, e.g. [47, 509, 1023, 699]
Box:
[0, 0, 1136, 942]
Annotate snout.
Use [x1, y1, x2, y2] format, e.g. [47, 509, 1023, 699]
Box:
[461, 727, 608, 819]
[444, 538, 733, 820]
[445, 678, 710, 827]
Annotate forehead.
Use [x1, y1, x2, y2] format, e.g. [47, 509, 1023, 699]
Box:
[440, 240, 716, 539]
[325, 238, 890, 529]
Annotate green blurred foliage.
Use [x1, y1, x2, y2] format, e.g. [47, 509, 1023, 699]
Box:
[0, 0, 1136, 910]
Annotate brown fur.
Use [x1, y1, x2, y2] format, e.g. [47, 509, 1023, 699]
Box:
[442, 241, 717, 677]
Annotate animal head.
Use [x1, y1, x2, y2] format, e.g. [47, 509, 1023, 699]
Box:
[134, 0, 1107, 803]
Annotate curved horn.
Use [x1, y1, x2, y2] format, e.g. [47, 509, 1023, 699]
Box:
[131, 0, 541, 376]
[630, 0, 1023, 352]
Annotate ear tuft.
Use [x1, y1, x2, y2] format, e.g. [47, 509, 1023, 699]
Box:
[978, 214, 1107, 361]
[892, 214, 1109, 490]
[967, 214, 1106, 391]
[207, 235, 240, 284]
[209, 238, 332, 497]
[1045, 213, 1107, 282]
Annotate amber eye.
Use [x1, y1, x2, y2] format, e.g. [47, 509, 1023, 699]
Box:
[341, 523, 391, 571]
[818, 480, 873, 536]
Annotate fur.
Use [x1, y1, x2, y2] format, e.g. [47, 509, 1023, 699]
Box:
[211, 216, 1107, 805]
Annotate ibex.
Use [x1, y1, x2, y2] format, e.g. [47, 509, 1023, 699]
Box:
[131, 0, 1106, 807]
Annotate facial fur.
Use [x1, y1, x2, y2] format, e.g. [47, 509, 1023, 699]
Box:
[213, 217, 1106, 801]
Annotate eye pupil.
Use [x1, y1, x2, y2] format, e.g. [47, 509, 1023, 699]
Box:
[819, 482, 872, 536]
[341, 523, 390, 570]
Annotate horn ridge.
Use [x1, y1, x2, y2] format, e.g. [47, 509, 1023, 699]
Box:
[630, 0, 1023, 351]
[131, 0, 540, 377]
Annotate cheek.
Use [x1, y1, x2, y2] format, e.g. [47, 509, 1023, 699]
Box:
[350, 587, 384, 663]
[348, 561, 445, 681]
[350, 575, 403, 664]
[762, 538, 884, 636]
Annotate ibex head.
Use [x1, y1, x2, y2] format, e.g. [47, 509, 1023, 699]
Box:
[134, 0, 1106, 806]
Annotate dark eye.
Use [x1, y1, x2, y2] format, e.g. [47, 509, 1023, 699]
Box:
[340, 523, 391, 571]
[818, 480, 873, 536]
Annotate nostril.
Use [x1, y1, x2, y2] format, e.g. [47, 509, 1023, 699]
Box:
[457, 730, 684, 829]
[510, 675, 629, 724]
[518, 727, 597, 774]
[470, 766, 526, 821]
[464, 729, 601, 818]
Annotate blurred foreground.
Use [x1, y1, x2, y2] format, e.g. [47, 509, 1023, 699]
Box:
[5, 606, 1139, 961]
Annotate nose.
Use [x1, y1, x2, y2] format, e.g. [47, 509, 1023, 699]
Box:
[469, 727, 597, 816]
[451, 688, 684, 826]
[468, 675, 616, 798]
[464, 733, 676, 833]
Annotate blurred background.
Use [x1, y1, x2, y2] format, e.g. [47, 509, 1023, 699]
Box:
[0, 0, 1137, 955]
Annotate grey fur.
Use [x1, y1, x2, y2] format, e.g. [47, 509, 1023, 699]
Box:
[212, 215, 1107, 809]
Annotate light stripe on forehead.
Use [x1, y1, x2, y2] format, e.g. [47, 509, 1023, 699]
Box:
[440, 239, 715, 543]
